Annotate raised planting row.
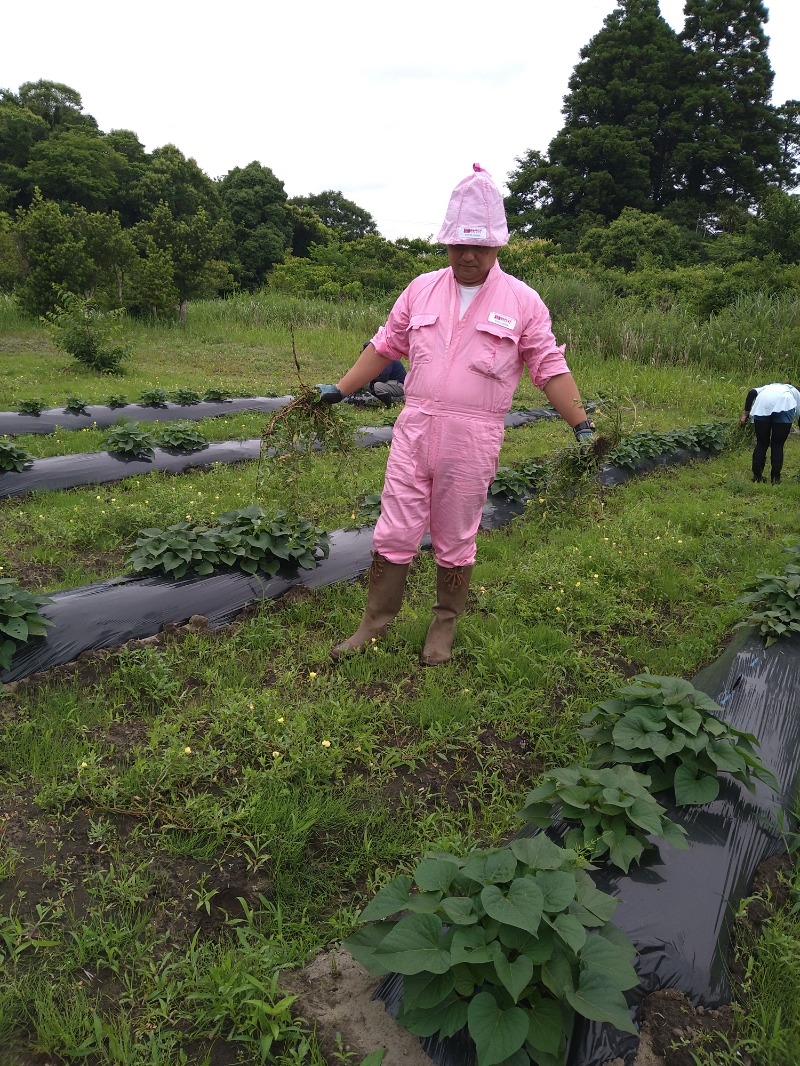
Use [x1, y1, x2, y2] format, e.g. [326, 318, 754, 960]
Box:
[0, 421, 738, 684]
[0, 414, 730, 501]
[361, 628, 800, 1065]
[0, 410, 552, 498]
[0, 395, 292, 436]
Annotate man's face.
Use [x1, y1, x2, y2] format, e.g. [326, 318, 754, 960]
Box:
[447, 245, 499, 286]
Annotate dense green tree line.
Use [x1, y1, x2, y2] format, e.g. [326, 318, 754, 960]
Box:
[3, 1, 800, 324]
[0, 79, 408, 318]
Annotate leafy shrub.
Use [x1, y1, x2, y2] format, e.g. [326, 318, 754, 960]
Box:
[137, 388, 170, 408]
[154, 422, 209, 453]
[64, 395, 90, 414]
[345, 835, 637, 1066]
[202, 387, 233, 402]
[737, 563, 800, 646]
[127, 506, 329, 579]
[518, 764, 688, 873]
[15, 397, 48, 415]
[129, 522, 220, 579]
[580, 675, 776, 805]
[606, 422, 730, 471]
[355, 493, 382, 525]
[0, 440, 33, 473]
[605, 432, 665, 470]
[0, 579, 53, 670]
[103, 422, 158, 459]
[43, 291, 130, 374]
[212, 506, 328, 575]
[169, 387, 202, 406]
[103, 394, 129, 408]
[490, 460, 547, 501]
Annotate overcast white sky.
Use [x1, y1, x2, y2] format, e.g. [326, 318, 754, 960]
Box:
[4, 1, 799, 240]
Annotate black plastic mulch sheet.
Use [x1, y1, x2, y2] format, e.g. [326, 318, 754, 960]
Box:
[598, 446, 716, 487]
[1, 527, 373, 682]
[0, 493, 528, 684]
[0, 400, 556, 438]
[0, 397, 292, 437]
[372, 630, 800, 1066]
[0, 410, 554, 498]
[1, 433, 714, 684]
[0, 427, 394, 499]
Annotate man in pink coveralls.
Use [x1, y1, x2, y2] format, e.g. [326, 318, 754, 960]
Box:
[317, 164, 594, 666]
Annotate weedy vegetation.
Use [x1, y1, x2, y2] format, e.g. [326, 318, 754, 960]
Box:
[1, 289, 799, 1063]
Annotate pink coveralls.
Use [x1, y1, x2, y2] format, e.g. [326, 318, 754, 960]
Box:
[370, 260, 570, 567]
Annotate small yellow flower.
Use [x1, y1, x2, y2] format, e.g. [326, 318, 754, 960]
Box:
[350, 512, 356, 520]
[249, 703, 254, 710]
[183, 746, 192, 754]
[272, 750, 281, 758]
[80, 761, 88, 769]
[309, 671, 318, 679]
[556, 606, 562, 612]
[593, 573, 599, 579]
[575, 582, 581, 587]
[277, 716, 284, 723]
[355, 746, 361, 752]
[321, 739, 331, 748]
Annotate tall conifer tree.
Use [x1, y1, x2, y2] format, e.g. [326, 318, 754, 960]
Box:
[673, 0, 779, 218]
[507, 0, 784, 243]
[507, 0, 686, 243]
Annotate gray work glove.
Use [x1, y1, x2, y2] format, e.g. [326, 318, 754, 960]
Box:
[573, 419, 596, 445]
[314, 384, 344, 404]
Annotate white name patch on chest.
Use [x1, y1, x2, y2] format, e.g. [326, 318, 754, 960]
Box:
[487, 311, 517, 330]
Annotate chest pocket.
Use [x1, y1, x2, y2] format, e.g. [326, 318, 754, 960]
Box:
[406, 314, 438, 364]
[467, 321, 521, 380]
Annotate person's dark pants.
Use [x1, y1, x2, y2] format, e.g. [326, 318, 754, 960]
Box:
[752, 416, 792, 482]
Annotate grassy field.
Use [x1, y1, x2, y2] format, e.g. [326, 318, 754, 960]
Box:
[1, 292, 799, 1064]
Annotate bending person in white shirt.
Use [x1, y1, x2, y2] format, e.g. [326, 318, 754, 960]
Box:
[741, 381, 800, 484]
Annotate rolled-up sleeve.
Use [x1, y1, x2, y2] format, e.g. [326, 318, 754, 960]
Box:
[521, 299, 569, 390]
[371, 287, 412, 362]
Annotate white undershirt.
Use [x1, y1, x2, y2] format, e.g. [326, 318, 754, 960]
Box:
[458, 282, 482, 320]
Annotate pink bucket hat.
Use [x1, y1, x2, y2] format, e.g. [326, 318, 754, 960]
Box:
[436, 163, 509, 246]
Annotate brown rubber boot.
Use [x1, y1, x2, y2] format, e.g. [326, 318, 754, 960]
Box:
[420, 564, 473, 666]
[331, 552, 410, 659]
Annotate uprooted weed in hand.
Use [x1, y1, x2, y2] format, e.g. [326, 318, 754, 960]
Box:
[257, 326, 355, 500]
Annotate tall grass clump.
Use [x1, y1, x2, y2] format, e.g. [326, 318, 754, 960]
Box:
[0, 294, 30, 332]
[182, 292, 389, 334]
[554, 289, 800, 375]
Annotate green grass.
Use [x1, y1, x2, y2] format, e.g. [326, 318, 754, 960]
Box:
[1, 292, 799, 1062]
[687, 854, 800, 1066]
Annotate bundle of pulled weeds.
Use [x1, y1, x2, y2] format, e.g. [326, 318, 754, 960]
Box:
[259, 386, 355, 470]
